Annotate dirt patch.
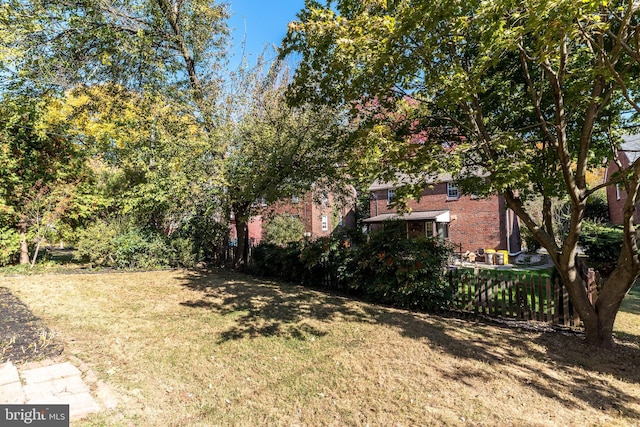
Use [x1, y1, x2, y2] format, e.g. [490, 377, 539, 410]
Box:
[0, 287, 64, 364]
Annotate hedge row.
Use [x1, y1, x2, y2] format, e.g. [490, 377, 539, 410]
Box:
[249, 224, 455, 312]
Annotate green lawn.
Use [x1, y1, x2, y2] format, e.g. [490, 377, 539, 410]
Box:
[2, 269, 640, 426]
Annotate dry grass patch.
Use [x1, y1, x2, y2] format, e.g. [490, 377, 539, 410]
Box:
[3, 270, 640, 426]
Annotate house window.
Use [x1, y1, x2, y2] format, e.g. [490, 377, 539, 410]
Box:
[387, 189, 396, 204]
[447, 183, 459, 199]
[321, 214, 329, 231]
[616, 184, 621, 201]
[321, 191, 329, 205]
[436, 222, 449, 240]
[338, 215, 343, 226]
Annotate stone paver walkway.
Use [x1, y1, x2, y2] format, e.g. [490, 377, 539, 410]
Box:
[0, 359, 114, 421]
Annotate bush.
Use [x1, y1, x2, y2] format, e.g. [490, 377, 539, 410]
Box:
[299, 227, 365, 290]
[250, 222, 454, 312]
[112, 229, 170, 269]
[584, 190, 609, 223]
[168, 237, 200, 268]
[75, 221, 118, 267]
[351, 223, 453, 311]
[0, 227, 21, 266]
[262, 214, 305, 246]
[250, 242, 306, 283]
[520, 226, 541, 253]
[578, 221, 622, 276]
[76, 220, 175, 269]
[177, 208, 228, 264]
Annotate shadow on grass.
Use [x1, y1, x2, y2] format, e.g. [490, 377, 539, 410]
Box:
[365, 306, 640, 418]
[179, 269, 640, 418]
[621, 286, 640, 316]
[179, 270, 376, 342]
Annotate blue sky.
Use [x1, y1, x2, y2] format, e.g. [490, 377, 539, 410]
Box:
[227, 1, 306, 69]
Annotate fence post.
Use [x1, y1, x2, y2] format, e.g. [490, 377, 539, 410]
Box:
[449, 269, 457, 309]
[545, 277, 552, 324]
[527, 275, 535, 321]
[515, 276, 523, 319]
[500, 273, 507, 317]
[507, 275, 514, 317]
[537, 275, 544, 322]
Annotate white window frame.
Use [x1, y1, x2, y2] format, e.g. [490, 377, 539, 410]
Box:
[321, 214, 329, 231]
[616, 184, 621, 201]
[387, 189, 396, 204]
[446, 183, 459, 199]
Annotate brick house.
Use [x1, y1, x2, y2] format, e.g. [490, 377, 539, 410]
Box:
[364, 175, 521, 255]
[267, 190, 357, 239]
[229, 189, 357, 246]
[605, 134, 640, 225]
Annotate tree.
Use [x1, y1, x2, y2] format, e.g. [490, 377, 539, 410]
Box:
[2, 0, 228, 97]
[43, 84, 216, 235]
[1, 0, 231, 263]
[0, 95, 86, 264]
[282, 0, 640, 348]
[223, 59, 347, 268]
[263, 214, 306, 246]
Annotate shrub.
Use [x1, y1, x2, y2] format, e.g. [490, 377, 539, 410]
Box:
[578, 221, 622, 276]
[0, 227, 21, 266]
[251, 222, 454, 312]
[299, 227, 364, 290]
[177, 208, 228, 264]
[112, 229, 170, 269]
[520, 226, 541, 253]
[250, 242, 305, 282]
[351, 223, 453, 311]
[75, 221, 118, 267]
[76, 220, 174, 269]
[584, 190, 609, 223]
[168, 237, 199, 268]
[262, 214, 305, 246]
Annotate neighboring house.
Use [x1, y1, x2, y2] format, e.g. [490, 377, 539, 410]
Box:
[268, 190, 356, 240]
[229, 189, 357, 246]
[364, 175, 521, 255]
[228, 213, 264, 247]
[606, 134, 640, 225]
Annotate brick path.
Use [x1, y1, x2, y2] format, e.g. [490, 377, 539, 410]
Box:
[0, 359, 115, 421]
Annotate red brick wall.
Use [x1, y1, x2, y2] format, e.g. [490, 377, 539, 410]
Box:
[370, 183, 507, 253]
[606, 153, 640, 225]
[267, 192, 354, 239]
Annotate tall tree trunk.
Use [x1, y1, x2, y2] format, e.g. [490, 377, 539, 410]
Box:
[559, 220, 639, 348]
[18, 222, 29, 265]
[19, 235, 29, 265]
[574, 264, 635, 348]
[233, 218, 248, 269]
[30, 239, 42, 268]
[232, 203, 251, 269]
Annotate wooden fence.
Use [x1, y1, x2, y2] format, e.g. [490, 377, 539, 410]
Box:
[447, 268, 602, 327]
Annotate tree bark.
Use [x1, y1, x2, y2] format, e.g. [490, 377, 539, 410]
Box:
[19, 228, 29, 265]
[233, 218, 249, 269]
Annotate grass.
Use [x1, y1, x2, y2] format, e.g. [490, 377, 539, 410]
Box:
[2, 269, 640, 426]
